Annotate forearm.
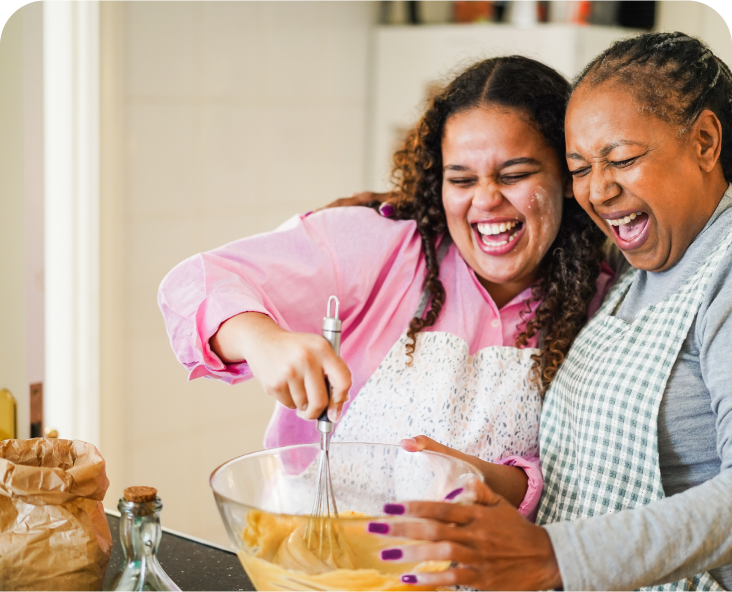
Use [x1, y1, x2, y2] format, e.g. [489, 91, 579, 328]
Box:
[210, 312, 280, 364]
[401, 437, 531, 509]
[446, 450, 528, 508]
[482, 462, 529, 509]
[545, 468, 732, 591]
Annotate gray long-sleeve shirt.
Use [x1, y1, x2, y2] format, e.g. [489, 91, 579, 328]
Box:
[545, 188, 732, 590]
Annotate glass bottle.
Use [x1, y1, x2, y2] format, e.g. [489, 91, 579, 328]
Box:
[105, 486, 181, 591]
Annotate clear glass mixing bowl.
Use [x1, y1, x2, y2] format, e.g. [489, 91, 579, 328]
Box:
[210, 442, 483, 591]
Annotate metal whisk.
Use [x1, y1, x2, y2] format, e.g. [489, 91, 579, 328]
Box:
[303, 296, 353, 567]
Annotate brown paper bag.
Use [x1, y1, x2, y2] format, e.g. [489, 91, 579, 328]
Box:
[0, 438, 113, 591]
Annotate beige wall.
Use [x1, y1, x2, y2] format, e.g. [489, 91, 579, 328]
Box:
[0, 8, 27, 437]
[100, 1, 378, 545]
[1, 2, 43, 440]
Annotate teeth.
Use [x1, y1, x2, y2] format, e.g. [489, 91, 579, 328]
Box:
[477, 220, 519, 235]
[607, 212, 643, 227]
[481, 227, 521, 248]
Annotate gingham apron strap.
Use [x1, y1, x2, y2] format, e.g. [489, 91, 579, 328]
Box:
[539, 230, 732, 591]
[596, 264, 638, 316]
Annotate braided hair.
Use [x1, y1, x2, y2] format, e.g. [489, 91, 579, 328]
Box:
[574, 31, 732, 181]
[386, 56, 607, 391]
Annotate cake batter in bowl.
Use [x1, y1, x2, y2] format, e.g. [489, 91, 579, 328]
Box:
[210, 442, 483, 591]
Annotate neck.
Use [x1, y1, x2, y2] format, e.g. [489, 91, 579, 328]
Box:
[707, 172, 730, 211]
[480, 276, 534, 309]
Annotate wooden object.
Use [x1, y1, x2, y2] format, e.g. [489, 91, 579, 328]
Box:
[124, 486, 158, 503]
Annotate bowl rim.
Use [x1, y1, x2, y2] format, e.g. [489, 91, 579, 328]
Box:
[209, 441, 484, 516]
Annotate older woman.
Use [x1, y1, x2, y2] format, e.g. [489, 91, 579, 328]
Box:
[373, 32, 732, 591]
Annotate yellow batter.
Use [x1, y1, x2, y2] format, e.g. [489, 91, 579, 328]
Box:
[238, 510, 448, 591]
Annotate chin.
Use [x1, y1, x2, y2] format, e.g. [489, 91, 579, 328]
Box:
[478, 268, 522, 286]
[623, 249, 669, 273]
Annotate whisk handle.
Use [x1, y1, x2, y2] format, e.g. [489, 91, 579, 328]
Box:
[319, 296, 342, 432]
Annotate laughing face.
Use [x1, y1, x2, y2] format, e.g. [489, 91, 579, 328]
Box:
[442, 106, 569, 306]
[565, 82, 726, 272]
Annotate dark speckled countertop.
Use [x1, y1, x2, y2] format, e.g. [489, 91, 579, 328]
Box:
[103, 511, 255, 591]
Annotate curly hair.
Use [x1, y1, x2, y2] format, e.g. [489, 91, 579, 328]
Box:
[574, 31, 732, 182]
[386, 56, 607, 391]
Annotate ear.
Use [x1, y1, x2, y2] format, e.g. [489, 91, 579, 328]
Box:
[563, 174, 575, 199]
[694, 109, 723, 173]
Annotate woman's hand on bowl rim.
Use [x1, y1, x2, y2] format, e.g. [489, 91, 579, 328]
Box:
[400, 436, 529, 509]
[369, 479, 562, 591]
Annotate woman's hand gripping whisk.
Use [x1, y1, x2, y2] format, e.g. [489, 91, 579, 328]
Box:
[304, 296, 355, 568]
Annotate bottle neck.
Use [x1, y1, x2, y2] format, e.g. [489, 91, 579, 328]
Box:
[118, 497, 163, 561]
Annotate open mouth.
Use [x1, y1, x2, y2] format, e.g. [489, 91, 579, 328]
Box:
[474, 220, 525, 255]
[606, 211, 650, 250]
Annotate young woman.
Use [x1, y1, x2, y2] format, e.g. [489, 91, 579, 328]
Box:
[375, 32, 732, 591]
[158, 56, 610, 516]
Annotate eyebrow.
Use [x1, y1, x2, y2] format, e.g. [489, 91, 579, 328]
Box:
[566, 140, 644, 160]
[444, 157, 540, 171]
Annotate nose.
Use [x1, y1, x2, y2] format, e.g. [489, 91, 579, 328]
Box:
[588, 166, 621, 206]
[473, 180, 503, 210]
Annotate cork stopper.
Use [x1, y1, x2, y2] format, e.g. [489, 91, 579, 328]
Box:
[124, 486, 158, 503]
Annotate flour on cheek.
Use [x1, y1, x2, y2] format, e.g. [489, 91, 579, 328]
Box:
[530, 188, 561, 257]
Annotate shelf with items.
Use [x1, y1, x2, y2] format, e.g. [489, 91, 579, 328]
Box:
[366, 22, 639, 190]
[380, 1, 656, 30]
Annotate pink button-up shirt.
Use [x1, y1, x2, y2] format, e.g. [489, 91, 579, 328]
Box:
[158, 207, 613, 519]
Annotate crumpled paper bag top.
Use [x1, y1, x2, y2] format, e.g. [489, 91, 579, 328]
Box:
[0, 438, 109, 505]
[0, 438, 113, 591]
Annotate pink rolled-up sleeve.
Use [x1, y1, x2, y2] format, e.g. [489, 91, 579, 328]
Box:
[190, 291, 272, 382]
[158, 208, 418, 385]
[588, 262, 616, 318]
[157, 213, 342, 383]
[496, 455, 543, 522]
[158, 257, 278, 384]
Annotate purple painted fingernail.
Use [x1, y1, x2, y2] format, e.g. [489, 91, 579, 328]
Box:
[368, 522, 390, 534]
[383, 503, 405, 515]
[444, 487, 463, 500]
[379, 202, 395, 218]
[303, 211, 314, 217]
[381, 548, 403, 560]
[401, 574, 418, 585]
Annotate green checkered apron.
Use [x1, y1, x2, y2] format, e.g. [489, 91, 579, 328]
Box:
[537, 231, 732, 591]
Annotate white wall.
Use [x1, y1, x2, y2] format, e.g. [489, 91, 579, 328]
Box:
[100, 1, 378, 546]
[43, 0, 101, 448]
[657, 1, 732, 64]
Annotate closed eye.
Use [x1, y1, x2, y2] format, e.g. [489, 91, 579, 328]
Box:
[610, 156, 639, 168]
[501, 172, 533, 184]
[446, 177, 476, 187]
[569, 166, 591, 177]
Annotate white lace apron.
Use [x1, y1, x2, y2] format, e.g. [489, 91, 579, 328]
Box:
[333, 240, 541, 462]
[537, 231, 732, 591]
[333, 239, 542, 465]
